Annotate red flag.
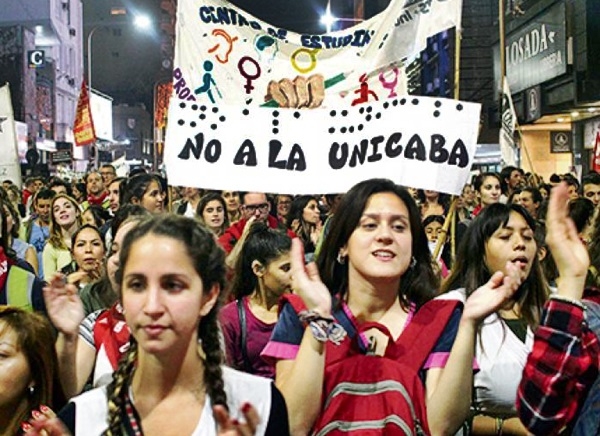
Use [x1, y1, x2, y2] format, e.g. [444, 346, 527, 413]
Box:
[594, 131, 600, 172]
[73, 79, 96, 146]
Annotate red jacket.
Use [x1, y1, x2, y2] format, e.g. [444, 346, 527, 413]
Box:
[218, 215, 295, 254]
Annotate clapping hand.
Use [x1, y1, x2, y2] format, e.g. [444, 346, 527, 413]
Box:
[43, 274, 85, 337]
[290, 238, 332, 317]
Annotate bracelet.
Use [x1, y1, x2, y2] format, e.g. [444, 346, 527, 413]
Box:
[299, 310, 347, 345]
[495, 417, 504, 435]
[298, 309, 334, 323]
[549, 294, 586, 309]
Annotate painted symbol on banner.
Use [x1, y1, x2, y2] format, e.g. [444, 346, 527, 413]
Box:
[208, 29, 238, 64]
[0, 117, 7, 133]
[290, 48, 321, 74]
[351, 73, 379, 106]
[254, 34, 279, 68]
[379, 68, 400, 98]
[238, 56, 262, 94]
[194, 60, 222, 103]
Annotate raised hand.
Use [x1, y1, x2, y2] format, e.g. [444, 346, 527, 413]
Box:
[462, 261, 521, 324]
[43, 273, 85, 337]
[546, 182, 590, 299]
[214, 403, 260, 436]
[546, 182, 590, 280]
[266, 74, 325, 109]
[290, 238, 332, 317]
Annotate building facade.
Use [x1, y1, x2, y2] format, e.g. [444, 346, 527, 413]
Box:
[0, 0, 84, 176]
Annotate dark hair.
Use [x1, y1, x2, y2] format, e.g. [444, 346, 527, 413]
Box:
[521, 186, 543, 205]
[83, 204, 111, 229]
[417, 190, 450, 212]
[239, 191, 267, 205]
[105, 215, 227, 434]
[316, 178, 438, 310]
[48, 178, 72, 197]
[441, 203, 548, 329]
[534, 222, 558, 285]
[70, 224, 106, 254]
[568, 198, 595, 234]
[196, 192, 230, 236]
[581, 172, 600, 193]
[507, 188, 522, 205]
[34, 188, 56, 204]
[500, 166, 519, 194]
[0, 306, 66, 435]
[286, 195, 320, 253]
[110, 204, 150, 238]
[231, 222, 292, 299]
[422, 214, 445, 228]
[549, 173, 561, 183]
[73, 182, 87, 199]
[0, 202, 15, 257]
[120, 174, 162, 206]
[2, 198, 21, 239]
[473, 172, 501, 193]
[563, 174, 580, 189]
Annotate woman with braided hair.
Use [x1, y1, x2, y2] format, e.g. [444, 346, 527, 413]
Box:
[28, 215, 288, 435]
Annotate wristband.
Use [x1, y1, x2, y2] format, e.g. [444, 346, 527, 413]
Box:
[299, 310, 347, 345]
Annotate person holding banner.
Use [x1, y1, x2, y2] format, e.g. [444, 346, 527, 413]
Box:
[42, 195, 82, 281]
[440, 202, 548, 435]
[263, 178, 519, 435]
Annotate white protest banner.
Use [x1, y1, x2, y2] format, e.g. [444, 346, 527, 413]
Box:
[0, 83, 22, 187]
[499, 77, 518, 166]
[171, 0, 462, 107]
[165, 95, 481, 195]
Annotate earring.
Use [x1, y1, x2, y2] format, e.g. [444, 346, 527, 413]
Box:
[28, 385, 35, 397]
[410, 256, 417, 269]
[336, 251, 346, 265]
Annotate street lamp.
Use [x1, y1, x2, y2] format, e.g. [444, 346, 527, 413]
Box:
[86, 14, 152, 91]
[85, 13, 152, 169]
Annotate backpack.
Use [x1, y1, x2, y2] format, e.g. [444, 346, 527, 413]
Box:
[572, 300, 600, 435]
[282, 295, 460, 436]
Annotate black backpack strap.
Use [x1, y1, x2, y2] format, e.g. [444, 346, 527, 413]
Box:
[237, 298, 252, 373]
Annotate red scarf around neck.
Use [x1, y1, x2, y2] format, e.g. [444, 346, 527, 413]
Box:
[87, 191, 108, 206]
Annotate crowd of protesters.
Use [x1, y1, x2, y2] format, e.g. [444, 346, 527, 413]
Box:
[0, 164, 599, 435]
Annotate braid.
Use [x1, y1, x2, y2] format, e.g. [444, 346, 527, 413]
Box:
[103, 340, 138, 435]
[199, 306, 228, 410]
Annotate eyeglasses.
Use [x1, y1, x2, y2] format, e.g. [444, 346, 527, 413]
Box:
[100, 171, 115, 176]
[243, 203, 269, 213]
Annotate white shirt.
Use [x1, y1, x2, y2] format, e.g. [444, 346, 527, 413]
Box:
[441, 289, 533, 417]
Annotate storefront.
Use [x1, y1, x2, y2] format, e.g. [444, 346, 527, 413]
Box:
[493, 0, 600, 179]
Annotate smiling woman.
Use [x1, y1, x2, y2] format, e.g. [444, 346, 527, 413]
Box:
[262, 178, 518, 435]
[441, 203, 550, 435]
[42, 194, 82, 280]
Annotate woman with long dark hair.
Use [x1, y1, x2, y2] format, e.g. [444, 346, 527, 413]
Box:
[220, 223, 291, 378]
[263, 178, 519, 435]
[41, 215, 288, 434]
[441, 203, 549, 435]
